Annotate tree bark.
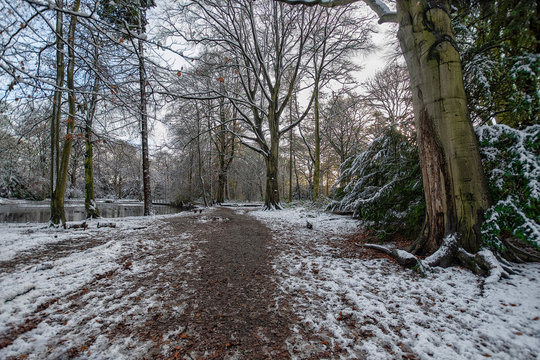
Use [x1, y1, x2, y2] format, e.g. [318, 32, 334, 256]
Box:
[138, 34, 152, 215]
[49, 0, 64, 226]
[396, 0, 490, 254]
[84, 64, 100, 219]
[264, 149, 281, 210]
[51, 0, 80, 227]
[288, 118, 293, 203]
[264, 107, 282, 209]
[313, 80, 321, 201]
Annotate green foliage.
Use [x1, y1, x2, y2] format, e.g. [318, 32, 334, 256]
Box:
[454, 0, 539, 127]
[477, 124, 540, 251]
[328, 127, 424, 239]
[331, 124, 539, 250]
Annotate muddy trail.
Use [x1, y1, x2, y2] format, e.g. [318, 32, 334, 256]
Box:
[0, 207, 296, 359]
[164, 207, 293, 358]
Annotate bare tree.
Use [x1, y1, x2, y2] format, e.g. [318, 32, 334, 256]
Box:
[306, 6, 371, 201]
[159, 0, 330, 209]
[321, 91, 368, 164]
[362, 62, 413, 139]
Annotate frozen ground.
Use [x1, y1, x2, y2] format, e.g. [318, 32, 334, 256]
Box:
[0, 212, 199, 359]
[0, 206, 539, 359]
[251, 206, 540, 360]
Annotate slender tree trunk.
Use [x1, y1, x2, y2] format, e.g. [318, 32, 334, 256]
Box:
[396, 0, 490, 254]
[50, 0, 64, 225]
[137, 34, 152, 215]
[293, 151, 301, 199]
[313, 80, 321, 201]
[85, 66, 100, 219]
[216, 100, 226, 204]
[51, 0, 80, 227]
[188, 148, 193, 199]
[289, 125, 293, 203]
[195, 106, 208, 207]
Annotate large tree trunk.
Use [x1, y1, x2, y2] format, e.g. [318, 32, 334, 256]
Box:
[263, 103, 282, 209]
[264, 110, 281, 209]
[264, 148, 281, 210]
[396, 0, 490, 255]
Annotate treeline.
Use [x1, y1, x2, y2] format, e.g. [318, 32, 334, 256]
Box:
[0, 0, 538, 263]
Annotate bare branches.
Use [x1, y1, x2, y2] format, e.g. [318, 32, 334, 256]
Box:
[275, 0, 397, 24]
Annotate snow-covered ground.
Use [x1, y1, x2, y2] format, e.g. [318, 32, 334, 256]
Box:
[0, 213, 197, 359]
[251, 206, 540, 360]
[1, 206, 539, 359]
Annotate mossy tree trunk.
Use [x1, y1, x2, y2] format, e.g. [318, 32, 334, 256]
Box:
[396, 0, 490, 254]
[263, 104, 282, 210]
[51, 0, 80, 227]
[264, 147, 281, 210]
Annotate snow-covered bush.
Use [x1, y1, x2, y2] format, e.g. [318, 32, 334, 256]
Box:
[476, 124, 540, 251]
[330, 124, 539, 250]
[328, 127, 424, 238]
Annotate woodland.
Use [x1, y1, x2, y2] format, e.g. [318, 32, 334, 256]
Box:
[0, 0, 539, 358]
[1, 0, 538, 270]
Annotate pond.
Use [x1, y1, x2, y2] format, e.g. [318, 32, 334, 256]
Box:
[0, 200, 180, 223]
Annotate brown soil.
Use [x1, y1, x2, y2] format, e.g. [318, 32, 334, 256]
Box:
[161, 207, 293, 359]
[1, 207, 295, 359]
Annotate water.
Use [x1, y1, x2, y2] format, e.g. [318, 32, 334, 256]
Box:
[0, 200, 179, 223]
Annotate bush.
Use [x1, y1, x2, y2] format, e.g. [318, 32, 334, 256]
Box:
[330, 124, 539, 250]
[476, 124, 539, 251]
[328, 127, 424, 239]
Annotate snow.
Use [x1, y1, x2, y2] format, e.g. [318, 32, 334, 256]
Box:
[0, 212, 196, 359]
[250, 206, 540, 360]
[1, 206, 539, 359]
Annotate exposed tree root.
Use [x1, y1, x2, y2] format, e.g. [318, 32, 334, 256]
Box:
[357, 234, 531, 283]
[500, 237, 540, 263]
[362, 244, 419, 268]
[263, 203, 283, 211]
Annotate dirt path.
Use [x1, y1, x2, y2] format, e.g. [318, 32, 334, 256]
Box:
[0, 207, 294, 359]
[169, 207, 292, 359]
